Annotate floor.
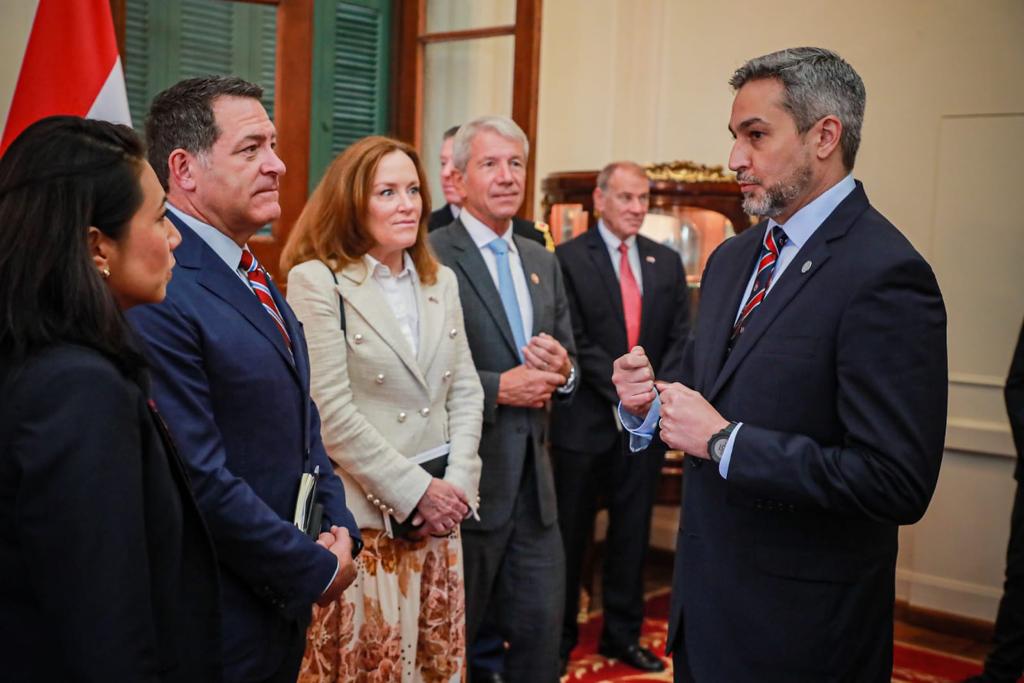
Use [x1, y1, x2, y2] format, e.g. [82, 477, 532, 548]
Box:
[582, 547, 993, 664]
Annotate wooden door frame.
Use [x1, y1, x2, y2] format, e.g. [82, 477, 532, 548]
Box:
[392, 0, 543, 219]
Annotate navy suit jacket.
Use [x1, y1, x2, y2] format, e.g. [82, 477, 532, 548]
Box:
[666, 182, 947, 682]
[127, 214, 358, 681]
[551, 227, 690, 453]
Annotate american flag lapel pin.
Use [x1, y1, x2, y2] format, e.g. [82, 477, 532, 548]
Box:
[530, 273, 540, 285]
[645, 255, 656, 263]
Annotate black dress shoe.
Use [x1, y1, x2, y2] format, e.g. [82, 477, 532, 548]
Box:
[470, 669, 507, 683]
[598, 643, 665, 672]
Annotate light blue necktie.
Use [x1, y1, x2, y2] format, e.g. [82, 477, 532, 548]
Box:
[486, 237, 527, 360]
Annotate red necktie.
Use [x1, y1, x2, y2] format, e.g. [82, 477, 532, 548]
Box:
[239, 247, 292, 350]
[619, 242, 642, 350]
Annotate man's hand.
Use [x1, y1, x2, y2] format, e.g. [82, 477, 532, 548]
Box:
[523, 332, 571, 379]
[409, 478, 469, 538]
[317, 526, 357, 605]
[612, 346, 658, 417]
[655, 381, 729, 458]
[497, 364, 565, 408]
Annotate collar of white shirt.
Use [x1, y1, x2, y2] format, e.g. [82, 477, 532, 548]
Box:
[596, 219, 637, 253]
[363, 251, 417, 281]
[167, 203, 245, 273]
[766, 173, 856, 249]
[461, 208, 516, 254]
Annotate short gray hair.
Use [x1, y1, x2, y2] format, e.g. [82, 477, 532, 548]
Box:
[452, 116, 529, 173]
[596, 161, 648, 192]
[729, 47, 865, 170]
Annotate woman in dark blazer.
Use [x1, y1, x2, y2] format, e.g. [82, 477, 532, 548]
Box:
[0, 117, 221, 682]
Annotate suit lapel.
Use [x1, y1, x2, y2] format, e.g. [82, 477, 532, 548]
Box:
[516, 234, 546, 336]
[636, 237, 659, 348]
[340, 262, 428, 389]
[449, 220, 521, 357]
[701, 227, 764, 393]
[172, 216, 300, 383]
[416, 278, 445, 371]
[586, 228, 626, 331]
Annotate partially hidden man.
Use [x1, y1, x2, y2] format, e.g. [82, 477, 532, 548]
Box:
[127, 76, 359, 683]
[613, 48, 948, 682]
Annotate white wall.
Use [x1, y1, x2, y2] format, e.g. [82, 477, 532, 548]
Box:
[537, 0, 1024, 621]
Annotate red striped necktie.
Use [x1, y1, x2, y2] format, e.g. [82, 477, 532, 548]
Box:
[729, 225, 788, 351]
[239, 247, 292, 351]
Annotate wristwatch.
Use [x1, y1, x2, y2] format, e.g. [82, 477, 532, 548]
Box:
[707, 421, 738, 464]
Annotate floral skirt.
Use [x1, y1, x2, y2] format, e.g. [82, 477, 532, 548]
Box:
[298, 528, 466, 683]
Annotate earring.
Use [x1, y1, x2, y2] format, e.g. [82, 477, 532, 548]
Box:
[101, 267, 111, 279]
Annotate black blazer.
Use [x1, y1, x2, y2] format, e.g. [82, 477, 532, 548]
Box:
[667, 182, 947, 681]
[428, 204, 546, 246]
[551, 227, 690, 452]
[0, 344, 221, 682]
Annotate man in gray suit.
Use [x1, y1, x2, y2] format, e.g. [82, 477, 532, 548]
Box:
[430, 115, 577, 683]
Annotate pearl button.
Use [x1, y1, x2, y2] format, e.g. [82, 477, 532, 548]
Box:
[353, 333, 364, 344]
[373, 497, 380, 506]
[442, 370, 452, 381]
[420, 407, 430, 417]
[397, 412, 407, 422]
[366, 492, 373, 500]
[449, 328, 458, 338]
[375, 373, 385, 384]
[387, 507, 394, 515]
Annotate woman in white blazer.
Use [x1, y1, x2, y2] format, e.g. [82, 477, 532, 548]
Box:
[282, 136, 483, 683]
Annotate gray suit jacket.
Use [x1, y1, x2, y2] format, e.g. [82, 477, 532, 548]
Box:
[430, 219, 577, 531]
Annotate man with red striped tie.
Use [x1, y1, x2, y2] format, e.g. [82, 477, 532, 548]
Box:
[126, 76, 359, 683]
[612, 48, 948, 682]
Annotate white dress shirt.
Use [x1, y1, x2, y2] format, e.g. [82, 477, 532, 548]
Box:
[461, 208, 534, 339]
[363, 252, 421, 356]
[596, 219, 644, 294]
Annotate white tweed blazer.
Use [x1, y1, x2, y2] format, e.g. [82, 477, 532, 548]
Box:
[287, 258, 484, 530]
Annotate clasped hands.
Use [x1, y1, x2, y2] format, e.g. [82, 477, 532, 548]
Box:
[498, 333, 571, 408]
[316, 525, 357, 604]
[408, 477, 471, 539]
[612, 346, 729, 459]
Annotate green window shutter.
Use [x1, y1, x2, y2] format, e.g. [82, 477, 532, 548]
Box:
[309, 0, 392, 190]
[124, 0, 277, 130]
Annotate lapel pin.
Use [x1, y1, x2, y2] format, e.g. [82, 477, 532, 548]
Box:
[801, 260, 812, 273]
[428, 295, 439, 303]
[645, 255, 656, 263]
[530, 273, 540, 285]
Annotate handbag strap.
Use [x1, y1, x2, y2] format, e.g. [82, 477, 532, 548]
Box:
[324, 261, 346, 333]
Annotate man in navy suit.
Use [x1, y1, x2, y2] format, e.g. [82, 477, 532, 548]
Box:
[613, 48, 947, 682]
[551, 161, 690, 673]
[127, 76, 359, 683]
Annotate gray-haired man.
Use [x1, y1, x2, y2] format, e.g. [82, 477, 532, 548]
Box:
[430, 115, 577, 683]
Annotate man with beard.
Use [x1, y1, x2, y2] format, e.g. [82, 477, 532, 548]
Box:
[612, 47, 948, 682]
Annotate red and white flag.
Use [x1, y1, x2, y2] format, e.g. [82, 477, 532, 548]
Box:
[1, 0, 130, 156]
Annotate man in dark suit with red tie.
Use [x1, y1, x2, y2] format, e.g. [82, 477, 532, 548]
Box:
[551, 161, 690, 673]
[613, 47, 948, 682]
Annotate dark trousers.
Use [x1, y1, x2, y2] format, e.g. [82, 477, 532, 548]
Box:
[463, 446, 566, 683]
[553, 435, 665, 656]
[983, 479, 1024, 682]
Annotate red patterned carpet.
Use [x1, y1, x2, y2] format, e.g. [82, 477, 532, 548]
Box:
[561, 589, 997, 682]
